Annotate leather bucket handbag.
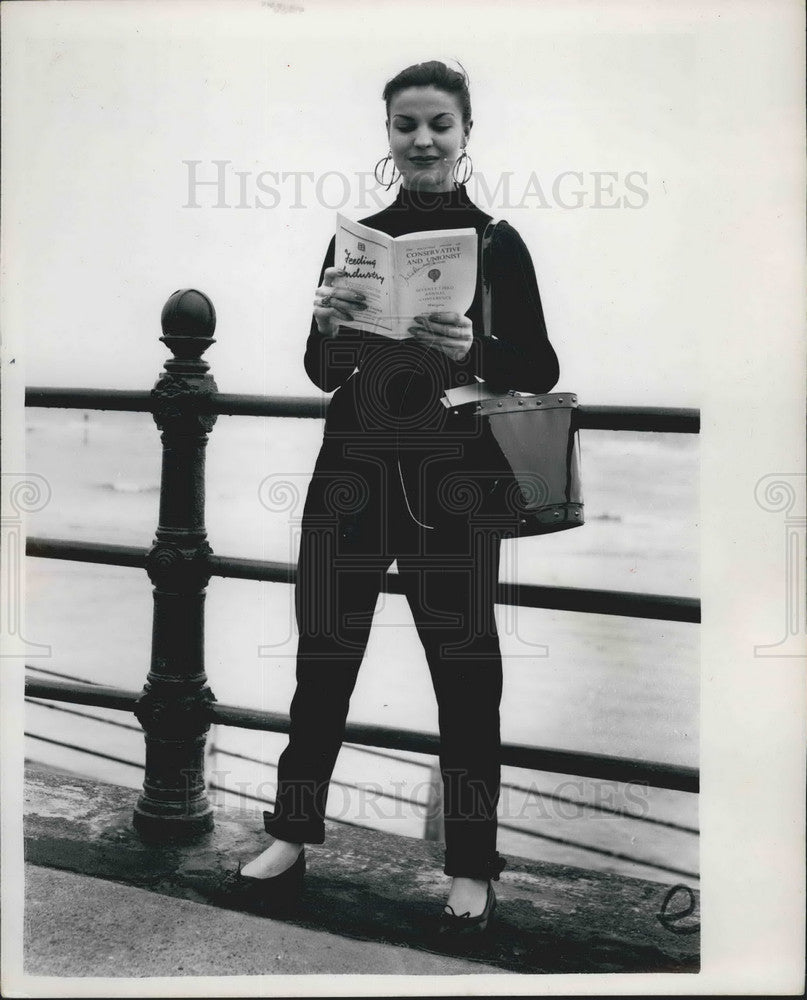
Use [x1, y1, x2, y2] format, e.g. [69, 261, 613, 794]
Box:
[441, 221, 584, 538]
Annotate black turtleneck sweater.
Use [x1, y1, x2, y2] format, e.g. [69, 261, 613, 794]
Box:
[303, 184, 559, 398]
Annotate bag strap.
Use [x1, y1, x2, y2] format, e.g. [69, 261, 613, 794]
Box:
[480, 219, 502, 339]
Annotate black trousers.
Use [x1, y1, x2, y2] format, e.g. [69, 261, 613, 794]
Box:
[263, 440, 508, 881]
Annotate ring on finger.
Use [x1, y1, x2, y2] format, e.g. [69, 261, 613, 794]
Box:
[319, 294, 332, 307]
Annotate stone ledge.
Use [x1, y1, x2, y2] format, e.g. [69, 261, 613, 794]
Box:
[24, 762, 699, 975]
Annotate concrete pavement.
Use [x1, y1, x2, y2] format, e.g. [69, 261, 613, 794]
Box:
[25, 865, 504, 977]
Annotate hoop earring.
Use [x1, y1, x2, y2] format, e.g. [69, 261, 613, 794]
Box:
[374, 151, 401, 190]
[452, 149, 473, 185]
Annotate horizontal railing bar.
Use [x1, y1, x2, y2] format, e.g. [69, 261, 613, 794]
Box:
[26, 697, 144, 733]
[210, 553, 699, 621]
[210, 393, 330, 419]
[26, 537, 699, 623]
[23, 387, 328, 419]
[25, 677, 698, 793]
[496, 581, 698, 622]
[209, 554, 296, 584]
[27, 537, 147, 568]
[25, 678, 141, 712]
[282, 715, 698, 794]
[25, 388, 153, 412]
[25, 387, 699, 432]
[578, 405, 699, 433]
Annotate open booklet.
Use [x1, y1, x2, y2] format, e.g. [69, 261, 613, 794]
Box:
[334, 213, 478, 340]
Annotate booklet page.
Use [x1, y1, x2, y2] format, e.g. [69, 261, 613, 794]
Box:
[334, 214, 393, 336]
[392, 229, 478, 338]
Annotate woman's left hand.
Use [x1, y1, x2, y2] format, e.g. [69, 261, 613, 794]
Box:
[408, 312, 473, 361]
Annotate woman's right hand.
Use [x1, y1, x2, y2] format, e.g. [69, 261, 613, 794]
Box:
[313, 268, 367, 336]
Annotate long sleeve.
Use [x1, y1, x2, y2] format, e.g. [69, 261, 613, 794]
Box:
[303, 218, 560, 396]
[303, 237, 368, 393]
[460, 221, 559, 394]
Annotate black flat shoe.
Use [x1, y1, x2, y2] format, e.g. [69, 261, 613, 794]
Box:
[437, 882, 496, 935]
[235, 847, 306, 909]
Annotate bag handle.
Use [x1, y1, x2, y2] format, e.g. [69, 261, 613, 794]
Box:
[480, 218, 502, 339]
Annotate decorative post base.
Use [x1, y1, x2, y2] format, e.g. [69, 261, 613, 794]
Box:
[133, 677, 217, 843]
[132, 802, 214, 843]
[133, 288, 219, 843]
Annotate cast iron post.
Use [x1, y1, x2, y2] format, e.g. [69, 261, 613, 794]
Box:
[133, 289, 218, 841]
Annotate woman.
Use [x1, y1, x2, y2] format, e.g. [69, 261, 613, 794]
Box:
[240, 60, 559, 934]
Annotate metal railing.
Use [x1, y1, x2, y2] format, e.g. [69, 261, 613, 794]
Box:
[24, 288, 700, 844]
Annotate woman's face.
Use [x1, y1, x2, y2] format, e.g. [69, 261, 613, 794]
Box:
[387, 86, 470, 192]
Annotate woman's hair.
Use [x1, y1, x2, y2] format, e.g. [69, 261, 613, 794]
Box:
[382, 60, 472, 126]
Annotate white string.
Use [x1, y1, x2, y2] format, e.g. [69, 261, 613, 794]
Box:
[394, 335, 439, 530]
[396, 454, 435, 530]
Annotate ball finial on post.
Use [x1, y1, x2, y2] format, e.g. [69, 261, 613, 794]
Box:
[160, 289, 217, 361]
